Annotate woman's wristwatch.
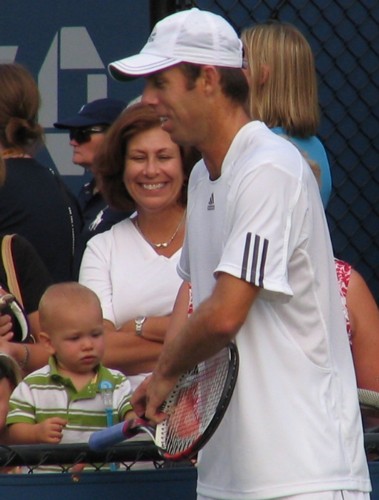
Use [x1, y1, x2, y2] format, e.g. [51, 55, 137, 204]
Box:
[135, 316, 146, 337]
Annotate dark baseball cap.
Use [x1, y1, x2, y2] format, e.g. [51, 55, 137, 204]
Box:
[54, 98, 126, 129]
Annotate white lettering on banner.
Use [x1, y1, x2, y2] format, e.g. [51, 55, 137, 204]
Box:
[0, 28, 108, 177]
[39, 27, 108, 176]
[0, 46, 18, 60]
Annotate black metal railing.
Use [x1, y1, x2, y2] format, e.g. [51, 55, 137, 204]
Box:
[0, 441, 194, 473]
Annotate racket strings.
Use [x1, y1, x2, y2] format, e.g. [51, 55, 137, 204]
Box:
[160, 350, 230, 455]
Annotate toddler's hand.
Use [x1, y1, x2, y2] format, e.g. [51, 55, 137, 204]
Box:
[36, 417, 67, 444]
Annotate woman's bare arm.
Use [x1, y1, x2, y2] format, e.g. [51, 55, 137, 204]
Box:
[102, 320, 163, 375]
[348, 268, 379, 392]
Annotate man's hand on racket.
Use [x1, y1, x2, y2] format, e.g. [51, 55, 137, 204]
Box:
[132, 372, 179, 424]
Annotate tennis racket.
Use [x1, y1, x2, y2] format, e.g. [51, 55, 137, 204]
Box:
[89, 343, 239, 460]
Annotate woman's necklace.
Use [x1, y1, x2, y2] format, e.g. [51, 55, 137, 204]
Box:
[135, 211, 186, 249]
[1, 148, 31, 159]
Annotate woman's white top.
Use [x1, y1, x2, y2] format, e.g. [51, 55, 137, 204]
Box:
[79, 218, 182, 390]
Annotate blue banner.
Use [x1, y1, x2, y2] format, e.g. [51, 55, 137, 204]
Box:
[0, 0, 149, 193]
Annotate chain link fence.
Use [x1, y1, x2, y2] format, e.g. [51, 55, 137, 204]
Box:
[153, 0, 379, 302]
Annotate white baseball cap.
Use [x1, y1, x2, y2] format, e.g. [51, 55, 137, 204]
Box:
[109, 8, 243, 80]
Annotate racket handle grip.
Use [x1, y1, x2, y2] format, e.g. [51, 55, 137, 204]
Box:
[89, 421, 131, 451]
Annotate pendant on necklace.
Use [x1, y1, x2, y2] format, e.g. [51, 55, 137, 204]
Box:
[135, 211, 186, 249]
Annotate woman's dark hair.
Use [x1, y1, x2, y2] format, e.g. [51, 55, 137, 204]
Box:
[94, 103, 201, 211]
[0, 155, 5, 186]
[0, 354, 21, 389]
[0, 63, 44, 152]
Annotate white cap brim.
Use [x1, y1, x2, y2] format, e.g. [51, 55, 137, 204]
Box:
[108, 9, 243, 81]
[109, 53, 181, 81]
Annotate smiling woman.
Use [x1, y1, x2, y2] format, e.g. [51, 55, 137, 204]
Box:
[78, 103, 200, 388]
[123, 125, 186, 224]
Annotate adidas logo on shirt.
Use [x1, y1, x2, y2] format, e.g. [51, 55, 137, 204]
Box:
[207, 193, 215, 210]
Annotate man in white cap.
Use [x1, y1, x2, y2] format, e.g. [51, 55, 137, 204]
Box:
[110, 8, 371, 500]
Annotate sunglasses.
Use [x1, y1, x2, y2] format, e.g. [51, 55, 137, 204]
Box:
[69, 126, 107, 145]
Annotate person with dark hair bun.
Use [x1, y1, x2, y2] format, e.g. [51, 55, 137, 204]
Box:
[0, 63, 82, 282]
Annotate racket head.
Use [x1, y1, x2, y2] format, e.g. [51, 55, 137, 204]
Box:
[155, 343, 239, 460]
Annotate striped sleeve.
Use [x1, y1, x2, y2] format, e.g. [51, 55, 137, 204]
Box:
[7, 380, 38, 425]
[241, 233, 269, 287]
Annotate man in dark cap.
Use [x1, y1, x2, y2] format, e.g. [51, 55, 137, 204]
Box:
[54, 98, 131, 277]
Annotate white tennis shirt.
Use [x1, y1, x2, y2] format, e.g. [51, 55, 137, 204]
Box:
[178, 121, 371, 499]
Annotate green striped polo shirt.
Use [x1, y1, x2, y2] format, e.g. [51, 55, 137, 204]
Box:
[7, 356, 133, 444]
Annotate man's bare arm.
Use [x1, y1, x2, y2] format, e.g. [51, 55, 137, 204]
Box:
[133, 273, 259, 422]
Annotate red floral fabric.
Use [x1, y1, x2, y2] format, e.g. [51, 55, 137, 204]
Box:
[335, 258, 352, 344]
